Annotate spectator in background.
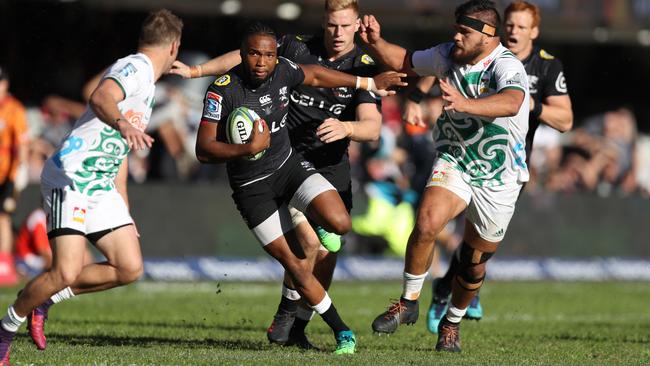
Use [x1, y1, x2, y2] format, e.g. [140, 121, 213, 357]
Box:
[0, 66, 29, 286]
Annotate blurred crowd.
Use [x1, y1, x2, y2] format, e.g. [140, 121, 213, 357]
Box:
[1, 52, 649, 281]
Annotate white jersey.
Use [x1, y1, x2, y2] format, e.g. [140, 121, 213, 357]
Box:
[42, 53, 155, 196]
[412, 42, 529, 187]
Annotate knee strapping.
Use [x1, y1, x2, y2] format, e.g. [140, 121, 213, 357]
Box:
[455, 241, 494, 290]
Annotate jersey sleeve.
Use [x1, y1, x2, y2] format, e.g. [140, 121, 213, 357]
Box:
[278, 57, 305, 88]
[104, 58, 149, 99]
[410, 43, 452, 77]
[543, 58, 568, 97]
[493, 57, 528, 94]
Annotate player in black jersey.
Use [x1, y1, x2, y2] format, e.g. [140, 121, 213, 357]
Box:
[174, 0, 387, 350]
[404, 0, 574, 335]
[195, 22, 405, 354]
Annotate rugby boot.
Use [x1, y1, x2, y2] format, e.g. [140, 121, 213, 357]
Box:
[286, 326, 320, 351]
[315, 226, 342, 253]
[28, 301, 52, 350]
[427, 279, 451, 334]
[464, 295, 483, 321]
[371, 298, 419, 334]
[266, 309, 296, 344]
[435, 317, 461, 353]
[0, 326, 15, 366]
[334, 330, 356, 355]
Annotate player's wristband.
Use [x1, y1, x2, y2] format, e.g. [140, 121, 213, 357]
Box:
[531, 101, 543, 119]
[190, 65, 203, 78]
[407, 89, 425, 104]
[355, 76, 376, 92]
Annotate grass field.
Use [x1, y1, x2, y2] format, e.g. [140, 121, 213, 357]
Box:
[1, 281, 649, 365]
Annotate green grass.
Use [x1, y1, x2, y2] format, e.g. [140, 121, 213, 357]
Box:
[2, 281, 650, 365]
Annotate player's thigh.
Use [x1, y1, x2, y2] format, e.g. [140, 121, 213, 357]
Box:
[50, 235, 88, 279]
[316, 161, 353, 212]
[420, 159, 471, 234]
[466, 182, 522, 244]
[93, 224, 141, 271]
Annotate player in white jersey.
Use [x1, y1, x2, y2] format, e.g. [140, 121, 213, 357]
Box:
[0, 9, 183, 363]
[360, 0, 529, 352]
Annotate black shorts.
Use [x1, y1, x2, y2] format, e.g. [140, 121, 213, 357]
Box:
[316, 159, 352, 212]
[0, 181, 15, 214]
[232, 152, 335, 245]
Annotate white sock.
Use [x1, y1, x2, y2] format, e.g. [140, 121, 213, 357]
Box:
[446, 304, 467, 323]
[1, 306, 25, 333]
[281, 284, 301, 301]
[402, 272, 427, 300]
[311, 293, 332, 315]
[51, 286, 75, 304]
[296, 306, 315, 321]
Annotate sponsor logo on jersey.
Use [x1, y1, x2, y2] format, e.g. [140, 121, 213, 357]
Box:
[539, 49, 555, 60]
[205, 92, 222, 120]
[270, 114, 287, 133]
[214, 75, 231, 86]
[429, 170, 448, 184]
[52, 136, 85, 168]
[505, 71, 523, 86]
[555, 72, 567, 93]
[118, 63, 137, 78]
[259, 94, 272, 106]
[361, 54, 375, 65]
[279, 87, 289, 108]
[333, 87, 352, 99]
[124, 110, 147, 131]
[300, 160, 315, 171]
[72, 207, 86, 224]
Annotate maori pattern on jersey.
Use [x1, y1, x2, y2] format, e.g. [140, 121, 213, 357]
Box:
[434, 113, 508, 187]
[73, 126, 129, 196]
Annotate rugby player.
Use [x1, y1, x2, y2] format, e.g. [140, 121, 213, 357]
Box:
[195, 22, 404, 354]
[360, 0, 530, 352]
[406, 0, 573, 334]
[0, 9, 183, 363]
[172, 0, 384, 349]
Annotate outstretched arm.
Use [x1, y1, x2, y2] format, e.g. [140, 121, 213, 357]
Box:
[359, 15, 417, 75]
[300, 64, 406, 96]
[169, 50, 242, 79]
[316, 103, 382, 143]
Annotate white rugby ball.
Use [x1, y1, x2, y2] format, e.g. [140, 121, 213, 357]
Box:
[226, 106, 266, 161]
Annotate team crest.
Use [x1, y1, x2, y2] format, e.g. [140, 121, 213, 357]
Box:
[214, 75, 231, 86]
[539, 49, 555, 60]
[361, 54, 375, 65]
[72, 207, 86, 224]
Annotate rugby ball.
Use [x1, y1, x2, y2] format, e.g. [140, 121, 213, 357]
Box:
[226, 106, 266, 161]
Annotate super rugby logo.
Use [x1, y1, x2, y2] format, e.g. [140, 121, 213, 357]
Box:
[205, 92, 222, 120]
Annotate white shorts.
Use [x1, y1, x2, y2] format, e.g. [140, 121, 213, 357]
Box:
[42, 185, 133, 236]
[426, 158, 522, 242]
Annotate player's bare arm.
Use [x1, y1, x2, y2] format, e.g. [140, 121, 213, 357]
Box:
[316, 102, 381, 144]
[403, 76, 437, 126]
[89, 78, 154, 150]
[170, 50, 241, 79]
[534, 94, 573, 132]
[439, 78, 524, 118]
[359, 14, 416, 76]
[299, 63, 407, 96]
[195, 119, 269, 164]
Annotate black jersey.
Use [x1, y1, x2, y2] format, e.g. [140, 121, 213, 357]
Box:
[201, 57, 305, 187]
[277, 34, 381, 167]
[522, 46, 568, 158]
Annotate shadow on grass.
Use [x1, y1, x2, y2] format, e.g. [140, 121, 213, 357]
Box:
[16, 332, 270, 351]
[55, 318, 264, 333]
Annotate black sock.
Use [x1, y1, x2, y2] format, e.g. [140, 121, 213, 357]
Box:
[277, 285, 299, 314]
[292, 317, 309, 334]
[400, 297, 418, 306]
[320, 304, 349, 334]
